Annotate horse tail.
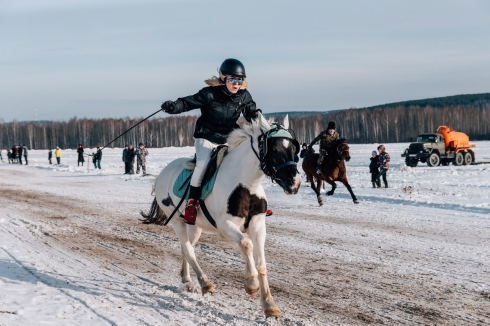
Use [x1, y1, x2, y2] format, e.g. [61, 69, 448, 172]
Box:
[140, 198, 167, 225]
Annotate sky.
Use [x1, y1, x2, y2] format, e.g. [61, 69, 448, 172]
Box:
[1, 0, 490, 122]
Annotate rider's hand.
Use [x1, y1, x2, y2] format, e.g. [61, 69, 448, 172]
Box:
[161, 100, 174, 113]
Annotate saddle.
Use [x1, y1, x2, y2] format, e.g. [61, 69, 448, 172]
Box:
[173, 145, 228, 200]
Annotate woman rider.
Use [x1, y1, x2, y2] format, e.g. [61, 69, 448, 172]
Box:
[161, 58, 260, 225]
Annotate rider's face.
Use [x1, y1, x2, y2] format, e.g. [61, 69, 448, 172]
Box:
[225, 76, 243, 94]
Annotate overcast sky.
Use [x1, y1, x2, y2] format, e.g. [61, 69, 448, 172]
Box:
[1, 0, 490, 122]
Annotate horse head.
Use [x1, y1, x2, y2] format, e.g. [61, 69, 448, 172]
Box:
[336, 138, 351, 162]
[258, 113, 302, 195]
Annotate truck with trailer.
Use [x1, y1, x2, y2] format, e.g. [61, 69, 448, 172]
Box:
[401, 126, 475, 167]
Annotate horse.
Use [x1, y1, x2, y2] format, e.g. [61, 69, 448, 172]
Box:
[302, 138, 359, 206]
[140, 113, 301, 317]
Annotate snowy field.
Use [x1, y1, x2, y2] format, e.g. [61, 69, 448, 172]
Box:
[1, 141, 490, 325]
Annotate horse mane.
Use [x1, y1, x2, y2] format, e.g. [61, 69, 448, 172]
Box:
[227, 120, 262, 150]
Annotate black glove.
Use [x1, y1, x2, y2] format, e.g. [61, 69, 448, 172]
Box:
[161, 100, 174, 113]
[245, 108, 262, 122]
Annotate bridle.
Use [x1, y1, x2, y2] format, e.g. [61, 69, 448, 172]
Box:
[250, 123, 298, 182]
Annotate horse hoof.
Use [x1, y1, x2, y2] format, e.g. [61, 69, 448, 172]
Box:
[319, 202, 324, 207]
[245, 285, 259, 296]
[327, 192, 333, 196]
[264, 307, 281, 318]
[353, 199, 359, 204]
[201, 283, 215, 295]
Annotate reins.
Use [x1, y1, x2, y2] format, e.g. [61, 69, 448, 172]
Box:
[99, 109, 162, 152]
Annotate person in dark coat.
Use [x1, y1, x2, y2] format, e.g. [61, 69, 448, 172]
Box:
[309, 121, 340, 174]
[122, 145, 129, 174]
[95, 147, 102, 169]
[8, 149, 13, 163]
[91, 152, 97, 168]
[48, 149, 53, 164]
[18, 145, 23, 164]
[161, 58, 260, 225]
[126, 145, 135, 174]
[12, 145, 18, 163]
[77, 144, 85, 166]
[22, 145, 28, 165]
[369, 150, 380, 188]
[299, 143, 309, 159]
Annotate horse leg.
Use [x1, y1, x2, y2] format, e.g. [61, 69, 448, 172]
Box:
[180, 226, 202, 293]
[248, 217, 281, 317]
[340, 179, 359, 204]
[309, 176, 323, 206]
[220, 221, 260, 299]
[326, 179, 337, 196]
[171, 220, 215, 295]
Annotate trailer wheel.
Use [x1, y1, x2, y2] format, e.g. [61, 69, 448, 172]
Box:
[453, 152, 464, 166]
[463, 152, 473, 165]
[427, 153, 440, 167]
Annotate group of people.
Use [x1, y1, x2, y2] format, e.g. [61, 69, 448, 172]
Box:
[5, 145, 29, 165]
[122, 143, 149, 175]
[47, 147, 62, 164]
[369, 145, 391, 188]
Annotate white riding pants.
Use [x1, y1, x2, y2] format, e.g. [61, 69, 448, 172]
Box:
[190, 138, 221, 187]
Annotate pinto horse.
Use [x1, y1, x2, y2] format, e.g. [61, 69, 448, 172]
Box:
[302, 138, 359, 205]
[141, 113, 301, 317]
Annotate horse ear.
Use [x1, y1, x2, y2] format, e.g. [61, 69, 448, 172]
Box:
[283, 114, 289, 130]
[258, 112, 271, 133]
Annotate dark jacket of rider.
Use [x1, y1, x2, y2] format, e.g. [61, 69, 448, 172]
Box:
[309, 130, 340, 156]
[162, 80, 258, 144]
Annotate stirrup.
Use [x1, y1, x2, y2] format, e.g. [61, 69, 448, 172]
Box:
[316, 167, 322, 174]
[182, 199, 200, 225]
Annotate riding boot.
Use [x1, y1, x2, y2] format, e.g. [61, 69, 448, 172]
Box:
[183, 186, 201, 225]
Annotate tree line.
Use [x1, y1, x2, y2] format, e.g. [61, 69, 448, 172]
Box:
[1, 95, 490, 149]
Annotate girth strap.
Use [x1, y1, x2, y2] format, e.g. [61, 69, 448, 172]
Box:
[199, 200, 217, 228]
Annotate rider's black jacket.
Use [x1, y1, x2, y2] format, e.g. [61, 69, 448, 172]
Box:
[168, 86, 257, 144]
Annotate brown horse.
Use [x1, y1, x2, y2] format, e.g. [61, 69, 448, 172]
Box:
[302, 139, 359, 205]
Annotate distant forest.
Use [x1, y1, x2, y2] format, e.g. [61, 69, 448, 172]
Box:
[1, 93, 490, 149]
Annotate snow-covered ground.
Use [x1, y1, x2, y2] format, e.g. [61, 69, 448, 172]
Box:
[1, 142, 489, 325]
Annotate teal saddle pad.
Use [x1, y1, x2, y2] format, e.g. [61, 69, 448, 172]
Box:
[172, 159, 225, 200]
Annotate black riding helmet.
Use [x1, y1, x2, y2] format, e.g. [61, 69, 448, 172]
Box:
[219, 58, 246, 78]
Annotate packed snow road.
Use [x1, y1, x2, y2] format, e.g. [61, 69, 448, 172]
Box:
[1, 144, 490, 325]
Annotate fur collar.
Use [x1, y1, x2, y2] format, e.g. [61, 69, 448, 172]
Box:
[204, 76, 248, 90]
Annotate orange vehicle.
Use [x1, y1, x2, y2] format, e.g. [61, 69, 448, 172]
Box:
[402, 126, 476, 167]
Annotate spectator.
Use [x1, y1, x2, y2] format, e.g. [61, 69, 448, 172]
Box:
[369, 150, 380, 188]
[122, 145, 129, 174]
[77, 144, 85, 166]
[48, 149, 53, 164]
[22, 145, 28, 165]
[376, 145, 390, 188]
[0, 149, 3, 162]
[135, 143, 149, 175]
[55, 146, 61, 164]
[18, 145, 23, 165]
[91, 152, 97, 169]
[12, 145, 19, 163]
[95, 147, 102, 169]
[127, 145, 135, 174]
[8, 149, 13, 163]
[299, 143, 310, 159]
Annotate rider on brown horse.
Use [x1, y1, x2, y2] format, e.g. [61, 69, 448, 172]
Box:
[308, 121, 339, 174]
